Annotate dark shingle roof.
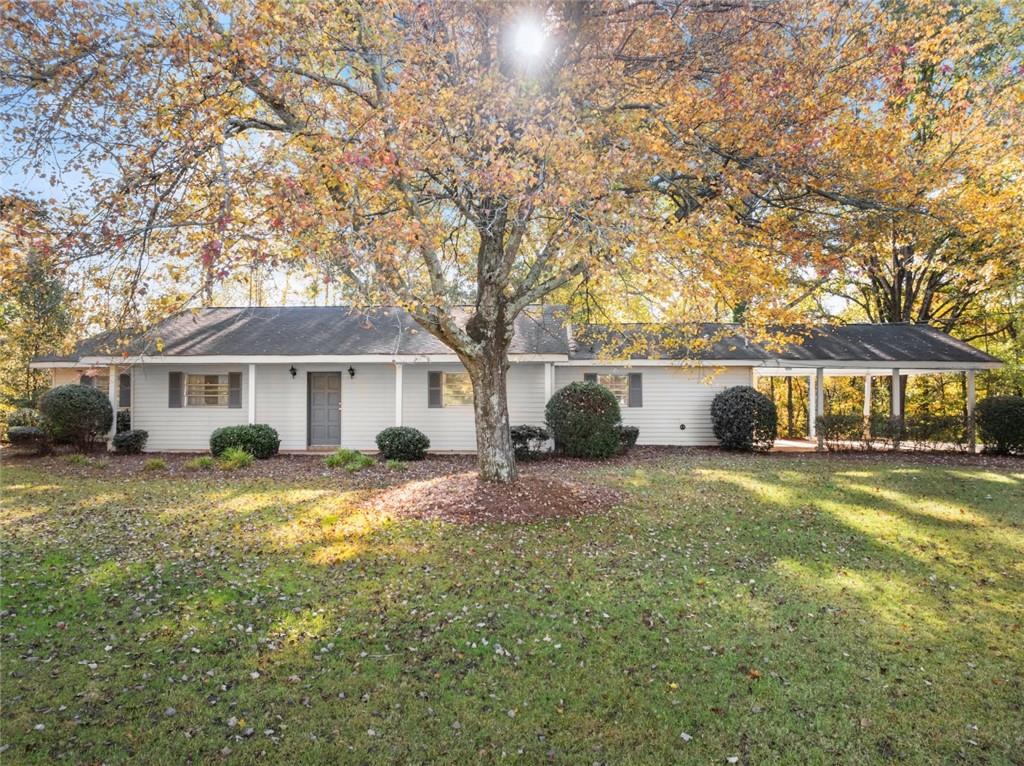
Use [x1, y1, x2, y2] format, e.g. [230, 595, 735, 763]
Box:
[773, 324, 1002, 364]
[570, 322, 1002, 365]
[35, 305, 570, 360]
[36, 308, 1001, 366]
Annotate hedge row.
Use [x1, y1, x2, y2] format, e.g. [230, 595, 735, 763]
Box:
[816, 395, 1024, 454]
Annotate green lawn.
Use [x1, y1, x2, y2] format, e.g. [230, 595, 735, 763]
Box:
[2, 453, 1022, 764]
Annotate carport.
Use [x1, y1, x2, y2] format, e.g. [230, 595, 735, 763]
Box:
[751, 324, 1003, 452]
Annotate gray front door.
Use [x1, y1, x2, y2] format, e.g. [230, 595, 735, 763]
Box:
[308, 372, 341, 446]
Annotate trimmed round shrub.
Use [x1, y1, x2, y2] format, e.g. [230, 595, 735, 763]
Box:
[376, 426, 430, 460]
[710, 385, 777, 452]
[976, 395, 1024, 455]
[209, 424, 280, 459]
[116, 409, 131, 433]
[112, 429, 149, 454]
[8, 426, 48, 454]
[616, 424, 640, 453]
[6, 408, 41, 428]
[39, 384, 113, 450]
[545, 381, 622, 459]
[510, 424, 550, 460]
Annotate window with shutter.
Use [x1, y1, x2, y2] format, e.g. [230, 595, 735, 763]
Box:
[597, 374, 628, 405]
[587, 373, 643, 408]
[171, 372, 241, 407]
[428, 371, 473, 407]
[442, 372, 473, 406]
[185, 374, 230, 406]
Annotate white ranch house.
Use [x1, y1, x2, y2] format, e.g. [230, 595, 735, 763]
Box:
[31, 306, 1002, 453]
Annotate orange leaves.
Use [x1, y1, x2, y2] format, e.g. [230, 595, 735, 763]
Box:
[3, 0, 1018, 343]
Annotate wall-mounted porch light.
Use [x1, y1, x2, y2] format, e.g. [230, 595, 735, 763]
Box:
[347, 366, 356, 379]
[289, 365, 297, 378]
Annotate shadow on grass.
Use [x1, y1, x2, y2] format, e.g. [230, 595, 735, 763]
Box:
[2, 455, 1022, 765]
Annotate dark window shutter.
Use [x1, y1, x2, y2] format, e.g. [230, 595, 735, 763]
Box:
[168, 372, 183, 408]
[118, 373, 131, 408]
[80, 374, 93, 387]
[583, 373, 597, 383]
[228, 372, 242, 408]
[428, 371, 443, 408]
[628, 373, 643, 408]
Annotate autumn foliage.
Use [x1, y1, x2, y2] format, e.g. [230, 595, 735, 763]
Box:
[2, 0, 1020, 478]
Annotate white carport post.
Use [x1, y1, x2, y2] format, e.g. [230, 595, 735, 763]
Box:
[891, 368, 902, 448]
[807, 372, 817, 440]
[815, 367, 825, 451]
[544, 362, 554, 403]
[247, 364, 256, 424]
[106, 364, 118, 450]
[394, 363, 404, 426]
[862, 375, 873, 438]
[966, 369, 976, 454]
[890, 368, 901, 418]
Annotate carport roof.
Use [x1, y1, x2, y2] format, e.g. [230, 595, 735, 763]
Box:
[570, 322, 1002, 367]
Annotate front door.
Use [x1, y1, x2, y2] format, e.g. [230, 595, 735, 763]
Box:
[308, 372, 342, 447]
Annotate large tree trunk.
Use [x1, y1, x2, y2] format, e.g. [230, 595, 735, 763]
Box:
[465, 347, 517, 483]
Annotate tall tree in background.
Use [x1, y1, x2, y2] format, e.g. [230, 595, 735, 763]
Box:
[779, 0, 1024, 412]
[3, 0, 1012, 479]
[788, 0, 1024, 331]
[0, 198, 73, 407]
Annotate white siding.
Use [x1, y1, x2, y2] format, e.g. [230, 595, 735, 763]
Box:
[401, 363, 548, 451]
[507, 363, 547, 426]
[340, 363, 395, 450]
[402, 363, 474, 451]
[126, 362, 397, 452]
[254, 363, 306, 450]
[254, 363, 396, 451]
[132, 363, 248, 451]
[105, 359, 754, 452]
[554, 365, 753, 446]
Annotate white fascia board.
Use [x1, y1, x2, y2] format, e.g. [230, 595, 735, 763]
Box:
[29, 361, 81, 369]
[77, 353, 569, 365]
[752, 360, 1003, 372]
[555, 359, 756, 367]
[556, 358, 1001, 371]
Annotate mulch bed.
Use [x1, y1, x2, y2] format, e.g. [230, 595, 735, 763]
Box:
[1, 448, 623, 524]
[0, 449, 475, 483]
[367, 470, 621, 524]
[4, 444, 1018, 524]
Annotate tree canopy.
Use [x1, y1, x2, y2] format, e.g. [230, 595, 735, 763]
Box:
[2, 0, 1020, 478]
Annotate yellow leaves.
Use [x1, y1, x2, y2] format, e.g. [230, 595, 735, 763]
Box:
[3, 0, 1018, 339]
